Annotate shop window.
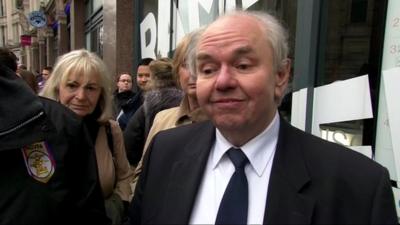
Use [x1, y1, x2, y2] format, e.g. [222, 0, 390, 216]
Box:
[85, 0, 103, 56]
[15, 0, 23, 10]
[0, 26, 5, 47]
[0, 0, 4, 17]
[12, 23, 19, 43]
[312, 0, 386, 148]
[86, 0, 103, 20]
[351, 0, 368, 23]
[93, 0, 103, 12]
[316, 0, 377, 87]
[85, 24, 103, 57]
[85, 1, 90, 20]
[320, 120, 364, 147]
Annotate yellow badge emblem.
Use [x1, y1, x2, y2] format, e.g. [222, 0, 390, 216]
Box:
[22, 141, 56, 183]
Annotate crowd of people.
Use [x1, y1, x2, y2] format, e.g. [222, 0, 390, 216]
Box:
[0, 10, 397, 225]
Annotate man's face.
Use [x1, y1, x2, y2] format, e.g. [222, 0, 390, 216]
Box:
[136, 65, 151, 91]
[117, 74, 133, 93]
[42, 69, 51, 81]
[196, 15, 290, 145]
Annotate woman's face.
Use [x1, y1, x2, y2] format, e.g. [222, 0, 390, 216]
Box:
[59, 72, 102, 117]
[179, 63, 196, 98]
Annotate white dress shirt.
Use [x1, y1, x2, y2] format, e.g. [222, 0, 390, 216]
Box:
[189, 113, 280, 225]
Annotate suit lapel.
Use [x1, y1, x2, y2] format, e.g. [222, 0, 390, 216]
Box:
[159, 121, 215, 224]
[264, 119, 315, 224]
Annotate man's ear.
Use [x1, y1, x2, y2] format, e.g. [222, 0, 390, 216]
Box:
[274, 58, 291, 103]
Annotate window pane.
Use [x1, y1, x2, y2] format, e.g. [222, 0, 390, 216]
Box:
[351, 0, 368, 23]
[93, 0, 103, 12]
[316, 0, 376, 86]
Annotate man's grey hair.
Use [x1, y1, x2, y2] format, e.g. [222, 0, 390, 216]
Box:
[185, 27, 205, 79]
[188, 10, 290, 75]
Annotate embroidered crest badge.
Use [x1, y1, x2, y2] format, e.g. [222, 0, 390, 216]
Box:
[21, 141, 56, 183]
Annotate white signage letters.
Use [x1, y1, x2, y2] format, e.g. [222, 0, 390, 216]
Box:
[139, 0, 259, 58]
[140, 13, 157, 59]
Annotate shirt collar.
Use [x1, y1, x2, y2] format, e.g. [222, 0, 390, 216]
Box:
[212, 112, 280, 176]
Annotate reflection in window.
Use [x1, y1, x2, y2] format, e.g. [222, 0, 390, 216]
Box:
[93, 0, 103, 12]
[0, 0, 4, 16]
[85, 0, 103, 56]
[317, 0, 377, 86]
[320, 120, 365, 147]
[351, 0, 368, 23]
[0, 26, 5, 47]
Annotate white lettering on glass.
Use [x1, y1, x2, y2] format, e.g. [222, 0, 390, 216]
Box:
[140, 13, 157, 59]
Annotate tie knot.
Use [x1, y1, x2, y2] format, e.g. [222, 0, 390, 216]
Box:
[227, 148, 248, 169]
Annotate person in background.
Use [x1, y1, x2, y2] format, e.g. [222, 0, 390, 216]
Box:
[123, 58, 182, 167]
[41, 49, 134, 225]
[0, 47, 18, 71]
[0, 47, 108, 224]
[38, 66, 53, 92]
[129, 11, 397, 224]
[0, 54, 38, 94]
[17, 64, 27, 72]
[19, 69, 38, 93]
[131, 29, 208, 190]
[113, 73, 140, 130]
[135, 58, 153, 92]
[113, 58, 154, 130]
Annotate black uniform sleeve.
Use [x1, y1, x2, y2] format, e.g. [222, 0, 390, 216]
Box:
[123, 106, 146, 166]
[68, 120, 110, 225]
[128, 134, 156, 225]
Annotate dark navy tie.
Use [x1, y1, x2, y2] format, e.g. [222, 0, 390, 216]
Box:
[215, 148, 249, 225]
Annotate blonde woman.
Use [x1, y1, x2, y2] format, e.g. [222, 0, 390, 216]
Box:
[41, 49, 134, 224]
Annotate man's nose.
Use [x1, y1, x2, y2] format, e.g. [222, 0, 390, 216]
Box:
[215, 65, 237, 91]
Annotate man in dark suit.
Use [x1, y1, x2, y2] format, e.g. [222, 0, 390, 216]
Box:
[129, 11, 397, 224]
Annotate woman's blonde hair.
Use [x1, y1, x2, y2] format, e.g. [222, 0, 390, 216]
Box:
[40, 49, 113, 122]
[172, 34, 192, 89]
[173, 29, 204, 88]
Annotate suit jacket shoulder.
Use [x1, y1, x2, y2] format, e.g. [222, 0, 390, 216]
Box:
[264, 119, 397, 224]
[130, 121, 215, 224]
[130, 119, 397, 224]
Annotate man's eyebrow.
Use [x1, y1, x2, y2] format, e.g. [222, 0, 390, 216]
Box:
[196, 46, 255, 61]
[233, 46, 254, 56]
[196, 52, 213, 62]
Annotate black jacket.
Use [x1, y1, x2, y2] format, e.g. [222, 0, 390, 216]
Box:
[130, 119, 397, 224]
[123, 88, 182, 166]
[113, 90, 143, 130]
[0, 65, 109, 225]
